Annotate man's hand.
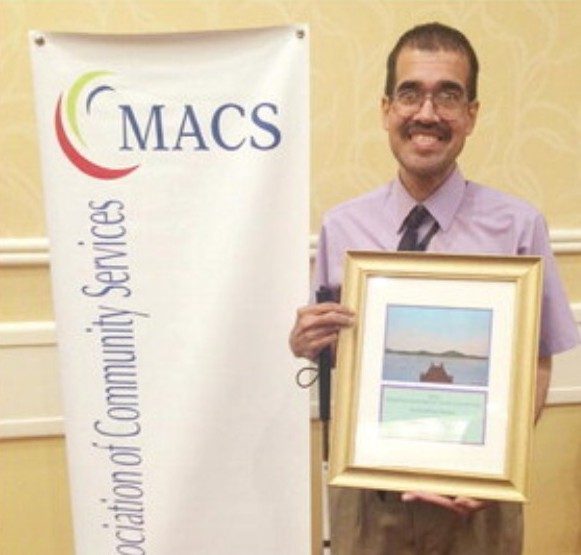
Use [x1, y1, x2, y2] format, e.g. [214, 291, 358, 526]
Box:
[401, 491, 490, 518]
[535, 356, 552, 423]
[289, 302, 355, 361]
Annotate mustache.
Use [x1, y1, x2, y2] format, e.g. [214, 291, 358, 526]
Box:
[402, 122, 451, 140]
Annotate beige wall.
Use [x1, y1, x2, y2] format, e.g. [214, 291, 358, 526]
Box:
[1, 1, 580, 554]
[0, 438, 74, 555]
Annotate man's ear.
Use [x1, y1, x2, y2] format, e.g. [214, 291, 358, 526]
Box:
[381, 95, 391, 131]
[466, 100, 480, 135]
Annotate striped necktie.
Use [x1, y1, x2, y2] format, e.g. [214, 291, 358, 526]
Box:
[398, 205, 429, 251]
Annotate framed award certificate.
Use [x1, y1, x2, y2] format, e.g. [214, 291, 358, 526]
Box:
[329, 251, 542, 502]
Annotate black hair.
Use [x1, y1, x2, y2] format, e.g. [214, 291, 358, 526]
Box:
[385, 22, 479, 101]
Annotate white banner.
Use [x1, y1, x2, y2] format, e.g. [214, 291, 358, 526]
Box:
[30, 27, 309, 554]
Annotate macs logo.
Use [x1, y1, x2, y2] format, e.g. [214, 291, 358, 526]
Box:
[55, 70, 283, 181]
[55, 71, 140, 180]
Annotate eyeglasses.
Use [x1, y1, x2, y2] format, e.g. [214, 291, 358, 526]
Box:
[392, 87, 469, 118]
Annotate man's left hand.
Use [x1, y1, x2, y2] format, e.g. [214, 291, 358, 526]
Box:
[401, 491, 491, 518]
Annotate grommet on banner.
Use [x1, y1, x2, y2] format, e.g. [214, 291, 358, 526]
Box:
[296, 29, 305, 39]
[34, 34, 46, 47]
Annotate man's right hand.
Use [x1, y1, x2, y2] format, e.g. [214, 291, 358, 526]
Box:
[289, 302, 355, 361]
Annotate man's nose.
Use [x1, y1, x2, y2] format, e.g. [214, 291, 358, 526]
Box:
[413, 95, 440, 121]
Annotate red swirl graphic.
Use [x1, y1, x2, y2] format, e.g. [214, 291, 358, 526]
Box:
[55, 95, 139, 180]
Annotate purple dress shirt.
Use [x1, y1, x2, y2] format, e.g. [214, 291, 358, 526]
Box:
[314, 168, 579, 357]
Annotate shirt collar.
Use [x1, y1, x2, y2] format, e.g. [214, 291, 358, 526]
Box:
[388, 167, 466, 232]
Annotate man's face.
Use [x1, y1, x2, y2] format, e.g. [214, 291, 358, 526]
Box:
[382, 47, 479, 195]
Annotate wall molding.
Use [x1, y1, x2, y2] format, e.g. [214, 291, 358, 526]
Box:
[309, 229, 581, 258]
[0, 417, 64, 439]
[1, 231, 581, 266]
[0, 237, 50, 266]
[0, 321, 56, 346]
[0, 321, 62, 439]
[547, 387, 581, 405]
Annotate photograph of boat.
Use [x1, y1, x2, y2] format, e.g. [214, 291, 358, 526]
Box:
[420, 362, 453, 383]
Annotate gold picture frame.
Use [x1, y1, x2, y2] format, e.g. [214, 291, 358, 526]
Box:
[329, 251, 542, 502]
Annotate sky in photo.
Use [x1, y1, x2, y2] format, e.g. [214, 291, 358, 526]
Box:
[384, 305, 492, 358]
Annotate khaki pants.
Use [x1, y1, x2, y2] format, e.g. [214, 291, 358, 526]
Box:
[329, 488, 523, 555]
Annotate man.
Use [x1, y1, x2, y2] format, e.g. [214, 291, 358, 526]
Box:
[290, 22, 579, 555]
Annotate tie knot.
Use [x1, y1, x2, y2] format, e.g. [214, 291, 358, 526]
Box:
[404, 205, 429, 230]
